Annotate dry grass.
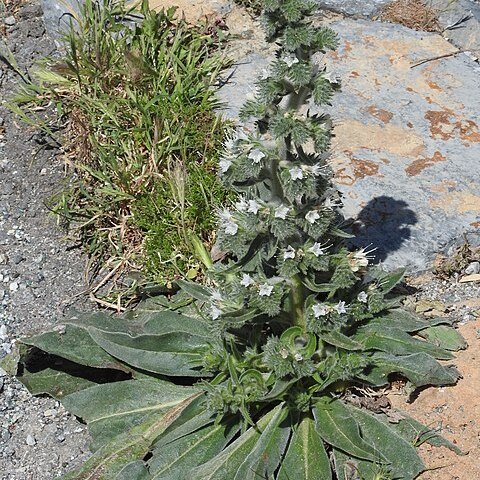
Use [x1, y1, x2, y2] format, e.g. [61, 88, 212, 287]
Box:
[380, 0, 441, 32]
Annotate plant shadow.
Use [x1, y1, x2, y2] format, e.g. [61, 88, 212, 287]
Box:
[346, 196, 418, 264]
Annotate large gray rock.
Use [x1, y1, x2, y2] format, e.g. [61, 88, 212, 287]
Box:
[315, 0, 390, 18]
[218, 19, 480, 272]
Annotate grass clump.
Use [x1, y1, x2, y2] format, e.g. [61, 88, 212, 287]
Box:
[12, 0, 230, 291]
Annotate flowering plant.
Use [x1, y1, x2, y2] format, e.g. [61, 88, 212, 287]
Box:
[7, 1, 465, 479]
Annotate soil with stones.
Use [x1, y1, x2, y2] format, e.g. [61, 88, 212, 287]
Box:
[0, 1, 91, 478]
[0, 0, 479, 479]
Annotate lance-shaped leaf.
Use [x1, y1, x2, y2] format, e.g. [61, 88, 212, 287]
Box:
[17, 367, 98, 399]
[417, 325, 467, 351]
[361, 352, 461, 388]
[88, 327, 208, 377]
[277, 416, 332, 480]
[234, 404, 290, 480]
[332, 448, 389, 480]
[116, 461, 152, 480]
[320, 330, 363, 351]
[353, 326, 454, 360]
[313, 397, 380, 462]
[61, 379, 200, 451]
[21, 325, 128, 371]
[62, 393, 199, 480]
[390, 414, 464, 455]
[192, 406, 281, 480]
[176, 279, 212, 302]
[148, 420, 240, 479]
[369, 309, 453, 333]
[347, 404, 425, 479]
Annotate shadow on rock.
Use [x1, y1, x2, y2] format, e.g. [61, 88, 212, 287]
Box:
[347, 196, 418, 263]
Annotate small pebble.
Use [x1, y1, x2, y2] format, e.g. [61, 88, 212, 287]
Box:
[4, 16, 16, 27]
[9, 282, 18, 292]
[26, 434, 36, 446]
[465, 262, 480, 275]
[43, 409, 55, 418]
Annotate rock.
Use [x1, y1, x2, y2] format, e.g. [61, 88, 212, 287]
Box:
[415, 299, 447, 314]
[465, 261, 480, 274]
[459, 273, 480, 283]
[218, 19, 480, 272]
[26, 434, 36, 446]
[314, 0, 390, 18]
[0, 324, 6, 340]
[435, 0, 480, 53]
[4, 16, 16, 27]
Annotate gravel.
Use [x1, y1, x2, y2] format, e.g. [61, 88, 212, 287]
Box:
[1, 1, 91, 478]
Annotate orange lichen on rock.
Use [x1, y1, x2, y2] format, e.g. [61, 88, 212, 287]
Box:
[405, 150, 446, 176]
[366, 105, 393, 124]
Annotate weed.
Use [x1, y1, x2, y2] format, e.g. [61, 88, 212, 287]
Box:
[11, 0, 231, 297]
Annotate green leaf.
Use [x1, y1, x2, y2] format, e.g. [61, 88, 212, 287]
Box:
[192, 406, 281, 479]
[347, 405, 424, 478]
[17, 367, 97, 399]
[148, 421, 239, 479]
[277, 416, 332, 480]
[417, 325, 467, 351]
[369, 268, 405, 293]
[391, 414, 464, 455]
[362, 352, 461, 388]
[115, 461, 151, 479]
[354, 326, 454, 360]
[313, 397, 379, 462]
[21, 325, 128, 371]
[62, 379, 200, 451]
[320, 330, 363, 351]
[234, 404, 290, 479]
[176, 279, 212, 302]
[88, 327, 208, 377]
[62, 393, 199, 480]
[369, 309, 452, 333]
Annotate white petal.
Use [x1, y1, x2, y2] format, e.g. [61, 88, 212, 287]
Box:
[312, 304, 328, 317]
[335, 301, 347, 314]
[247, 200, 260, 215]
[289, 166, 304, 180]
[275, 205, 289, 219]
[248, 148, 266, 164]
[219, 159, 232, 173]
[210, 305, 222, 320]
[309, 242, 325, 257]
[259, 284, 274, 297]
[283, 245, 296, 260]
[235, 198, 248, 212]
[225, 221, 238, 235]
[283, 54, 299, 67]
[240, 274, 254, 287]
[305, 210, 320, 224]
[357, 291, 368, 303]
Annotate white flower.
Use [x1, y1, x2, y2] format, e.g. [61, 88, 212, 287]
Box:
[293, 353, 303, 362]
[335, 301, 347, 315]
[309, 242, 326, 257]
[348, 248, 371, 272]
[259, 283, 274, 297]
[310, 164, 325, 176]
[219, 209, 233, 222]
[305, 210, 320, 224]
[280, 348, 289, 359]
[211, 290, 222, 302]
[275, 205, 289, 220]
[283, 54, 299, 67]
[357, 291, 368, 303]
[235, 197, 248, 212]
[247, 200, 260, 215]
[312, 304, 328, 318]
[210, 305, 222, 320]
[260, 68, 270, 80]
[224, 221, 238, 236]
[283, 245, 296, 260]
[289, 166, 303, 181]
[219, 158, 232, 173]
[248, 148, 266, 164]
[240, 274, 254, 287]
[324, 197, 341, 209]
